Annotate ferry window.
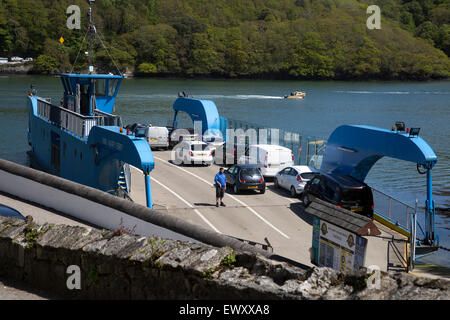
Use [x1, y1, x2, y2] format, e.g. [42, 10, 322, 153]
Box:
[109, 79, 118, 96]
[95, 79, 106, 97]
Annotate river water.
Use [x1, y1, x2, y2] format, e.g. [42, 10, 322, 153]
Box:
[0, 75, 449, 266]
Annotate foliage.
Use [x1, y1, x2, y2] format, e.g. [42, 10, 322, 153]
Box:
[221, 252, 236, 267]
[0, 0, 448, 79]
[33, 55, 60, 74]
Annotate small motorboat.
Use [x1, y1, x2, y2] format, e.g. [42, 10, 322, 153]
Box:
[284, 91, 306, 99]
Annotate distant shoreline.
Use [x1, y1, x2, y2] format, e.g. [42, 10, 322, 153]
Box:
[1, 67, 448, 82]
[0, 62, 33, 75]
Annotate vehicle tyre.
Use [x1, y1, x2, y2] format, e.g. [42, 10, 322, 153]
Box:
[260, 187, 266, 194]
[274, 178, 279, 189]
[233, 184, 239, 194]
[290, 186, 297, 198]
[301, 193, 311, 207]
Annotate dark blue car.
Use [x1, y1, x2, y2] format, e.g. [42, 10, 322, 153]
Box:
[225, 164, 266, 194]
[0, 204, 26, 220]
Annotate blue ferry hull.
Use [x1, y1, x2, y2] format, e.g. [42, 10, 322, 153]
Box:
[26, 75, 155, 207]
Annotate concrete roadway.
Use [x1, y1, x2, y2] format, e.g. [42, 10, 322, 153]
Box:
[130, 150, 315, 267]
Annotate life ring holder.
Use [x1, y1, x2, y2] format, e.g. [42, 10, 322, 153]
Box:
[417, 163, 428, 175]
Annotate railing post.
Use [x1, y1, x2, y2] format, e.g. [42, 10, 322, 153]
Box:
[305, 137, 309, 165]
[388, 197, 392, 220]
[406, 207, 409, 229]
[410, 199, 418, 270]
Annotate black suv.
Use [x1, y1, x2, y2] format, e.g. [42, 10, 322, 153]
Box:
[301, 173, 374, 218]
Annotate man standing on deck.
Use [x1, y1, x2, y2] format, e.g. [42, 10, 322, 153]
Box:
[214, 168, 227, 207]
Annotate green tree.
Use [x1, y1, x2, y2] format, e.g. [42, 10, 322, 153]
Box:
[288, 32, 334, 78]
[33, 54, 60, 74]
[0, 4, 12, 55]
[137, 62, 157, 74]
[350, 37, 382, 78]
[416, 21, 440, 46]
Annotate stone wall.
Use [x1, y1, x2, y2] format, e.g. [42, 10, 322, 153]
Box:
[0, 216, 448, 300]
[0, 63, 33, 74]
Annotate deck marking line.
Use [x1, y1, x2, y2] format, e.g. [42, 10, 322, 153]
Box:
[150, 176, 221, 234]
[154, 156, 290, 239]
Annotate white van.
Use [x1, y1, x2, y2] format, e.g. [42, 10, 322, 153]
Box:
[145, 126, 169, 150]
[238, 144, 294, 177]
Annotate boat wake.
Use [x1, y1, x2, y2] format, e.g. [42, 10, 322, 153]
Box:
[201, 94, 284, 100]
[120, 94, 285, 100]
[334, 91, 450, 95]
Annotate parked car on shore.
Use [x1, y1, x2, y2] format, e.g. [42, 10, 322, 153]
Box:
[301, 173, 374, 219]
[274, 166, 317, 197]
[225, 164, 265, 194]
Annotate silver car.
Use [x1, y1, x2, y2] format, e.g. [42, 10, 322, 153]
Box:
[274, 166, 317, 197]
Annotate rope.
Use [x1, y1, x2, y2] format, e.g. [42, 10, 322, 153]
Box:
[70, 29, 89, 73]
[438, 245, 450, 252]
[95, 30, 123, 75]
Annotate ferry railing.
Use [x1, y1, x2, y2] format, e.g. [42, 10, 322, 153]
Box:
[224, 118, 326, 166]
[371, 187, 424, 235]
[94, 109, 123, 127]
[37, 99, 122, 138]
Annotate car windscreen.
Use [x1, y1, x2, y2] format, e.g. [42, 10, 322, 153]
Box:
[240, 168, 261, 177]
[300, 172, 316, 180]
[135, 127, 146, 138]
[191, 144, 208, 151]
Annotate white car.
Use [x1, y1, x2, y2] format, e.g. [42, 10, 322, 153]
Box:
[203, 131, 225, 152]
[174, 140, 213, 165]
[274, 166, 317, 197]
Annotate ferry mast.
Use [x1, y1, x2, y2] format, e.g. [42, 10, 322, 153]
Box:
[87, 0, 96, 74]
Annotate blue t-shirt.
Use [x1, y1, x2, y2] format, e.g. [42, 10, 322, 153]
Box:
[214, 172, 226, 188]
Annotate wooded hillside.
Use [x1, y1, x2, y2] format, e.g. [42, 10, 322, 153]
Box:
[0, 0, 448, 80]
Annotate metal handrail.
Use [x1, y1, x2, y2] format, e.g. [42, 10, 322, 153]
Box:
[225, 117, 325, 166]
[372, 187, 415, 211]
[37, 99, 122, 138]
[371, 187, 428, 238]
